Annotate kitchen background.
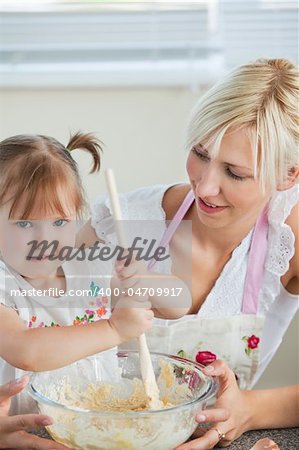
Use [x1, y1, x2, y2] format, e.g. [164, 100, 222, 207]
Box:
[0, 0, 298, 388]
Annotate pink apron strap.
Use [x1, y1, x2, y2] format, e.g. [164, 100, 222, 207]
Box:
[241, 206, 269, 314]
[148, 188, 268, 316]
[147, 189, 194, 271]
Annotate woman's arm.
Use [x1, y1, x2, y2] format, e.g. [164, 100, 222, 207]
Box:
[281, 202, 299, 295]
[247, 385, 299, 430]
[0, 297, 153, 371]
[76, 186, 192, 320]
[175, 360, 299, 450]
[146, 272, 192, 319]
[114, 258, 191, 319]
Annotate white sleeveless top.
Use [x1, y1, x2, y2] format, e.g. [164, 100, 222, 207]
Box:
[91, 183, 299, 385]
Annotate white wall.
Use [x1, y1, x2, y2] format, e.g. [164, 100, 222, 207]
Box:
[0, 86, 298, 389]
[0, 87, 199, 197]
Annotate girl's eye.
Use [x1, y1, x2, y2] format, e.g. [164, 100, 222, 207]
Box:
[226, 168, 246, 181]
[191, 146, 210, 161]
[16, 221, 32, 229]
[53, 219, 69, 227]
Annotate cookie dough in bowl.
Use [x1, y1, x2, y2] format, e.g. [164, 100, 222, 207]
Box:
[28, 351, 218, 450]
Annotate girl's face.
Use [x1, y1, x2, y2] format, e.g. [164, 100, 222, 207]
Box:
[186, 127, 271, 230]
[0, 195, 77, 279]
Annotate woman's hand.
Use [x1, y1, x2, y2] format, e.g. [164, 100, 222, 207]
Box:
[0, 376, 68, 449]
[176, 360, 253, 449]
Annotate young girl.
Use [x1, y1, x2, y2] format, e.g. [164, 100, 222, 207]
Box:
[0, 132, 159, 414]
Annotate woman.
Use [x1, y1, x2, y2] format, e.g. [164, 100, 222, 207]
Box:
[77, 58, 299, 447]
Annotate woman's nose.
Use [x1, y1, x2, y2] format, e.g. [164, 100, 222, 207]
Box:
[195, 166, 221, 198]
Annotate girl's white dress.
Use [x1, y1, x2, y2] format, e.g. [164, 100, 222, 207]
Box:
[0, 250, 117, 413]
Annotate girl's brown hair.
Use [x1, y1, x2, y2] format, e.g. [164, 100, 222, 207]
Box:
[0, 132, 102, 219]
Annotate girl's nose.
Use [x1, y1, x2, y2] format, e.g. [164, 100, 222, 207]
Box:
[34, 222, 53, 243]
[195, 165, 221, 198]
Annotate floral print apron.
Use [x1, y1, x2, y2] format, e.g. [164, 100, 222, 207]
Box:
[125, 191, 268, 389]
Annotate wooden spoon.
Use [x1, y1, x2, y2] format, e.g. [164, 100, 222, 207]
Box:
[105, 168, 162, 409]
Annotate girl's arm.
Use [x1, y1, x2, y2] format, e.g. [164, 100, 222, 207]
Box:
[0, 298, 153, 372]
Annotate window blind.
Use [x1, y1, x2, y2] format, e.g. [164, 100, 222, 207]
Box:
[0, 1, 297, 88]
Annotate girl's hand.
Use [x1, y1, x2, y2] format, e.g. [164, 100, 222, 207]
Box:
[115, 256, 149, 294]
[109, 296, 154, 342]
[0, 377, 68, 449]
[175, 360, 253, 449]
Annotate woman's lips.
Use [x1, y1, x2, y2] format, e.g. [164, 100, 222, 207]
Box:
[197, 197, 228, 214]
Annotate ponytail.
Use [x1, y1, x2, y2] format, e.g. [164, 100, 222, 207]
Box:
[67, 131, 102, 174]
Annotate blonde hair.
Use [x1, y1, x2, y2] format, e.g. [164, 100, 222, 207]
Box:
[185, 58, 299, 190]
[0, 132, 102, 219]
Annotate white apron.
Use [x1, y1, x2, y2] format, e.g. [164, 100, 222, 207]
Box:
[123, 191, 268, 389]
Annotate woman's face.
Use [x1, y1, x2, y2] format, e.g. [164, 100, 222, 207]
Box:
[186, 127, 271, 229]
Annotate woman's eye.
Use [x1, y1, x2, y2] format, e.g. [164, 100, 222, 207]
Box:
[53, 219, 68, 227]
[191, 146, 210, 161]
[16, 221, 32, 229]
[226, 168, 246, 181]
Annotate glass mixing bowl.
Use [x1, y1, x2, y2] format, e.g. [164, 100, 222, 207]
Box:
[28, 351, 218, 450]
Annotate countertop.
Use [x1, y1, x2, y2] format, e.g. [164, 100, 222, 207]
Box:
[29, 427, 299, 450]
